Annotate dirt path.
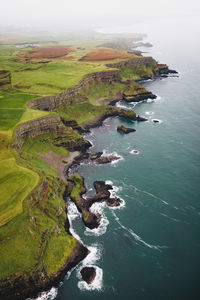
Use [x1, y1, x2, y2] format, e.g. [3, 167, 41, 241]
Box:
[39, 151, 80, 181]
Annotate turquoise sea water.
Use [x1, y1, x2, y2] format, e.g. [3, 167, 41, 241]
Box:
[39, 16, 200, 300]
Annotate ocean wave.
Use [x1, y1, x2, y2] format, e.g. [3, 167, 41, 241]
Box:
[146, 98, 155, 103]
[160, 213, 187, 223]
[111, 211, 162, 251]
[67, 201, 82, 242]
[116, 102, 131, 110]
[105, 181, 125, 209]
[85, 202, 109, 237]
[28, 287, 58, 300]
[129, 149, 140, 155]
[122, 182, 169, 206]
[145, 111, 154, 116]
[77, 244, 103, 291]
[101, 150, 124, 165]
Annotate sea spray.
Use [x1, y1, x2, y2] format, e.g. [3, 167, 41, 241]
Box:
[29, 287, 58, 300]
[77, 244, 103, 291]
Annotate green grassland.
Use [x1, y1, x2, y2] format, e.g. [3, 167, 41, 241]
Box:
[0, 34, 157, 290]
[59, 102, 110, 124]
[0, 175, 76, 279]
[0, 158, 39, 227]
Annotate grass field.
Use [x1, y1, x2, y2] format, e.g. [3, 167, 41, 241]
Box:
[0, 158, 39, 227]
[0, 34, 153, 286]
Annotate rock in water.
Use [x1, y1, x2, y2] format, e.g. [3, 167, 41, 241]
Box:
[90, 152, 103, 160]
[95, 155, 121, 164]
[117, 125, 136, 134]
[80, 267, 96, 284]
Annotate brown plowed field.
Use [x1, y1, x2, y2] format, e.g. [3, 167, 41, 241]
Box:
[24, 46, 75, 59]
[81, 48, 135, 61]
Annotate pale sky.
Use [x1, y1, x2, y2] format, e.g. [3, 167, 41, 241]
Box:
[1, 0, 200, 30]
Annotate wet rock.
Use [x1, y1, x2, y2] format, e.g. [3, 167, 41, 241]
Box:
[117, 125, 136, 134]
[153, 119, 159, 123]
[106, 196, 122, 207]
[90, 152, 103, 160]
[136, 115, 148, 121]
[80, 267, 96, 284]
[95, 155, 121, 165]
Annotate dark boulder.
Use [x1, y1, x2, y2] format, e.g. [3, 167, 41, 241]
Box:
[80, 267, 96, 284]
[117, 125, 136, 134]
[90, 152, 103, 160]
[95, 155, 121, 165]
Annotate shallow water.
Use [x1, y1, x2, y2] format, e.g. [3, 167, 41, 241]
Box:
[38, 15, 200, 300]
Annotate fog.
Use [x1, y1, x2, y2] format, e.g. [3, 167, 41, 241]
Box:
[1, 0, 200, 31]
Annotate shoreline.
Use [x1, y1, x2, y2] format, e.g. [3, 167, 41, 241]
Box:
[0, 50, 177, 299]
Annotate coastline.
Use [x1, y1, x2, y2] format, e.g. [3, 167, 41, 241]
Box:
[0, 42, 177, 299]
[33, 67, 177, 299]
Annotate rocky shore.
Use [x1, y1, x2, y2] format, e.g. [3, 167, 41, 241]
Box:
[0, 38, 177, 300]
[66, 174, 122, 229]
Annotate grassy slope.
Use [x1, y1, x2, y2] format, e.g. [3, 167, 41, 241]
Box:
[0, 37, 155, 284]
[0, 158, 39, 227]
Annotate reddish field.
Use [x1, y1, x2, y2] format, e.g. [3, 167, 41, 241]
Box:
[24, 46, 75, 59]
[81, 48, 135, 61]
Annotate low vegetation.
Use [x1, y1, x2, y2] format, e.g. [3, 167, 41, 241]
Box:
[0, 31, 162, 298]
[81, 47, 136, 61]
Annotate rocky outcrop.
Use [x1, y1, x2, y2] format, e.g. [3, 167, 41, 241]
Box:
[117, 125, 136, 134]
[14, 115, 66, 148]
[94, 154, 121, 164]
[107, 57, 177, 79]
[106, 56, 157, 71]
[67, 175, 122, 229]
[28, 70, 122, 111]
[90, 152, 103, 160]
[80, 267, 96, 284]
[67, 175, 100, 229]
[86, 181, 122, 207]
[52, 135, 92, 152]
[156, 64, 178, 76]
[0, 70, 11, 90]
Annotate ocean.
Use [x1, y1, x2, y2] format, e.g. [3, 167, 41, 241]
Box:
[37, 15, 200, 300]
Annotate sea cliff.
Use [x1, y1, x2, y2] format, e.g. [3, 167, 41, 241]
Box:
[0, 35, 176, 300]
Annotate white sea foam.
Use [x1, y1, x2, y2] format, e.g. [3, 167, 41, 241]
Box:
[146, 98, 155, 103]
[101, 150, 124, 164]
[85, 202, 109, 236]
[77, 266, 103, 291]
[77, 244, 103, 291]
[29, 287, 58, 300]
[105, 181, 125, 209]
[145, 111, 154, 116]
[129, 149, 140, 155]
[67, 201, 82, 241]
[116, 102, 131, 110]
[111, 211, 162, 251]
[87, 139, 94, 147]
[105, 180, 113, 185]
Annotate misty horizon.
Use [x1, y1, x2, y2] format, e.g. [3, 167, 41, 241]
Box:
[1, 0, 200, 32]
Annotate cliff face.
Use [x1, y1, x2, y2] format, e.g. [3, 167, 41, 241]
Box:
[14, 115, 66, 148]
[28, 70, 122, 111]
[0, 70, 11, 90]
[0, 242, 88, 300]
[106, 56, 157, 70]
